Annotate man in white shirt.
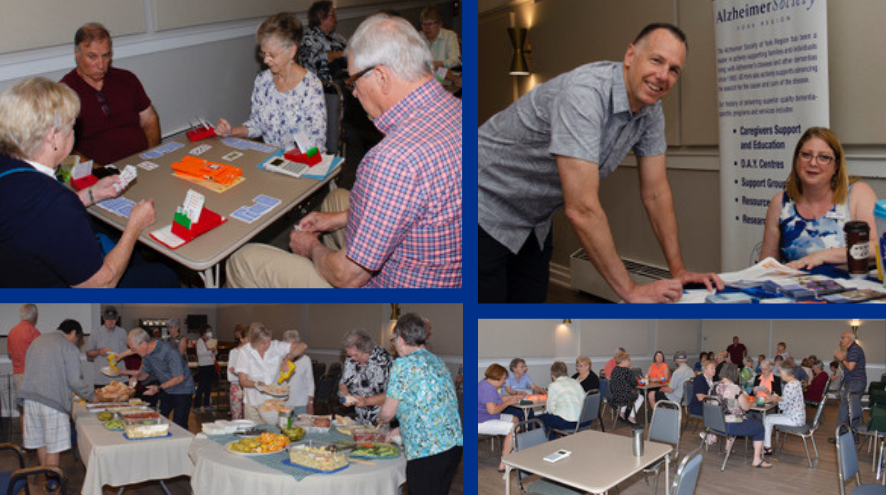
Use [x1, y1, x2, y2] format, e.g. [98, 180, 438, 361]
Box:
[85, 306, 128, 387]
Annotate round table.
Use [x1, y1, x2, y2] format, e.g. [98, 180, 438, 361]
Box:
[188, 435, 406, 495]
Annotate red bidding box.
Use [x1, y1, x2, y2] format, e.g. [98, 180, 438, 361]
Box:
[186, 126, 216, 142]
[284, 149, 322, 166]
[170, 207, 225, 242]
[70, 174, 98, 191]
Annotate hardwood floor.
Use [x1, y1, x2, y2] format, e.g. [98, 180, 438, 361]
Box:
[477, 401, 883, 494]
[1, 408, 463, 495]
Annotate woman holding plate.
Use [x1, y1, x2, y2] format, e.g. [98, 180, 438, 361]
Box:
[233, 322, 308, 422]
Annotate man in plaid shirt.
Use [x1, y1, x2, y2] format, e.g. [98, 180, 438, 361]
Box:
[227, 14, 461, 288]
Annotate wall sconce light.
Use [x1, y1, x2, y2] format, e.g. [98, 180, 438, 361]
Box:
[849, 319, 861, 337]
[563, 319, 572, 325]
[390, 303, 401, 321]
[508, 26, 531, 76]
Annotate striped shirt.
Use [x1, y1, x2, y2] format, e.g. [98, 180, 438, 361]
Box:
[347, 80, 462, 287]
[547, 376, 585, 423]
[478, 61, 667, 253]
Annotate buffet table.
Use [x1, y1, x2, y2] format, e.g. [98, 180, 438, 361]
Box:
[73, 403, 194, 495]
[188, 433, 406, 495]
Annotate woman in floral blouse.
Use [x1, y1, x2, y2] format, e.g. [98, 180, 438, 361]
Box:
[609, 351, 643, 424]
[714, 363, 772, 468]
[762, 364, 805, 456]
[215, 12, 327, 152]
[338, 329, 392, 425]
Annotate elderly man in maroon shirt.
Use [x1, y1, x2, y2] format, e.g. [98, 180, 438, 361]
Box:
[61, 23, 160, 165]
[727, 336, 747, 370]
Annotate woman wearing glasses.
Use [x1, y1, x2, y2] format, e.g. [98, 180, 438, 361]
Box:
[215, 12, 327, 152]
[761, 127, 877, 269]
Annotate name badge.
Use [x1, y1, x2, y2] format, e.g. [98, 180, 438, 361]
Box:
[825, 210, 845, 220]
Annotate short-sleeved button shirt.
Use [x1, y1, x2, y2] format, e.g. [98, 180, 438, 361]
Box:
[387, 349, 462, 460]
[340, 346, 393, 425]
[478, 61, 667, 253]
[844, 341, 867, 385]
[345, 80, 462, 287]
[142, 340, 195, 395]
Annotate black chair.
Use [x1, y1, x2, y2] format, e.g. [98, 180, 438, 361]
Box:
[550, 389, 602, 437]
[312, 362, 327, 388]
[321, 80, 345, 157]
[0, 443, 69, 495]
[313, 375, 338, 415]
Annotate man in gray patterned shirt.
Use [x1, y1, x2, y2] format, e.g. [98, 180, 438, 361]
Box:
[478, 23, 722, 303]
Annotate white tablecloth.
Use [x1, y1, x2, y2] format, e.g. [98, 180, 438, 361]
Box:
[188, 435, 406, 495]
[74, 404, 194, 495]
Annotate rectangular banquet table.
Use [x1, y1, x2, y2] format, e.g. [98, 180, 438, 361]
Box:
[502, 429, 672, 495]
[85, 135, 340, 287]
[73, 402, 194, 495]
[188, 433, 406, 495]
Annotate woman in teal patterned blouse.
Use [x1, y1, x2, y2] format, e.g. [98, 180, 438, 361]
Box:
[379, 313, 462, 495]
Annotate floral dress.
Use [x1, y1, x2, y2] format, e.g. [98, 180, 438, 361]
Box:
[243, 69, 327, 152]
[340, 345, 393, 425]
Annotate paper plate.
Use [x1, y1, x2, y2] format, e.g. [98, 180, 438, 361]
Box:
[100, 366, 120, 377]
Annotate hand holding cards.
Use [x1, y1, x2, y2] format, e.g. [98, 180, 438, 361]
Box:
[114, 165, 138, 193]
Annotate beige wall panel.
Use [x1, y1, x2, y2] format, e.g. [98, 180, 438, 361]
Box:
[773, 320, 885, 364]
[478, 319, 556, 359]
[655, 319, 701, 355]
[579, 319, 650, 356]
[399, 304, 463, 356]
[0, 0, 145, 53]
[478, 11, 514, 125]
[827, 0, 886, 145]
[677, 0, 719, 145]
[154, 0, 311, 31]
[702, 320, 771, 358]
[307, 304, 385, 350]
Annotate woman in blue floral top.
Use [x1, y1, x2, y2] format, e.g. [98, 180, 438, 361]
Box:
[762, 364, 805, 455]
[215, 12, 327, 152]
[380, 313, 462, 495]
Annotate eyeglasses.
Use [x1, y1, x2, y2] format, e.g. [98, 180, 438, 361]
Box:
[798, 150, 835, 166]
[345, 66, 376, 92]
[96, 91, 110, 117]
[422, 21, 440, 27]
[260, 46, 289, 60]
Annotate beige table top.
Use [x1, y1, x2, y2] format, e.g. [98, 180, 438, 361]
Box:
[502, 429, 672, 494]
[188, 434, 405, 495]
[87, 135, 339, 271]
[73, 403, 194, 495]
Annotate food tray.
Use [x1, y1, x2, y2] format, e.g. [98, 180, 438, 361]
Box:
[123, 432, 172, 440]
[103, 420, 125, 431]
[225, 440, 286, 456]
[349, 443, 400, 459]
[282, 459, 349, 474]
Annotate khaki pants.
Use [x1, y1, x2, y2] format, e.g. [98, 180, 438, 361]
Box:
[243, 403, 262, 423]
[226, 189, 349, 288]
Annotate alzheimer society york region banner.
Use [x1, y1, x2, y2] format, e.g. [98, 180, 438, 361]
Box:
[714, 0, 829, 271]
